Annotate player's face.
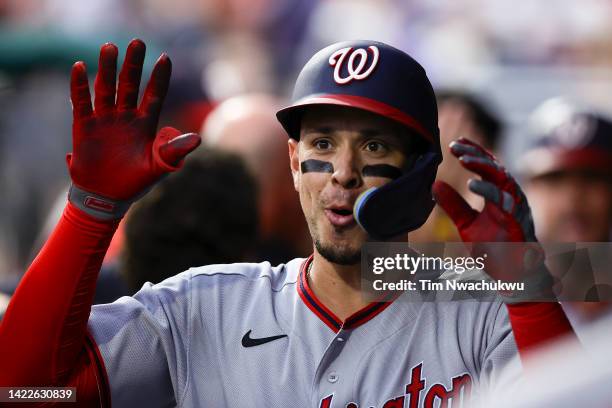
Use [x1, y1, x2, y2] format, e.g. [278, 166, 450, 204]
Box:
[525, 170, 612, 242]
[288, 105, 411, 265]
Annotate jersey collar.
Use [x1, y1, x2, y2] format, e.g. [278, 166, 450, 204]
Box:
[297, 254, 395, 333]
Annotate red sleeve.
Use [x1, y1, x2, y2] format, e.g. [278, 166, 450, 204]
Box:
[506, 302, 577, 357]
[0, 202, 117, 406]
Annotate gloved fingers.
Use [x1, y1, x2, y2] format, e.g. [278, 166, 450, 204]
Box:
[457, 154, 508, 185]
[154, 126, 181, 143]
[450, 137, 497, 161]
[139, 53, 171, 124]
[159, 134, 201, 166]
[468, 179, 515, 214]
[154, 127, 201, 170]
[93, 43, 118, 114]
[513, 195, 538, 242]
[449, 141, 481, 158]
[432, 180, 478, 230]
[116, 39, 146, 111]
[70, 61, 92, 120]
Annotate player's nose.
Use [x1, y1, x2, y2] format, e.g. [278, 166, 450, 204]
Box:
[331, 147, 362, 190]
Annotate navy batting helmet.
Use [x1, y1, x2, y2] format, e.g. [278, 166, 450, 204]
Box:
[276, 40, 441, 240]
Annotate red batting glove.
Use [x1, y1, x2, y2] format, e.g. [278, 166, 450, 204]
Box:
[68, 39, 201, 220]
[433, 138, 550, 292]
[433, 138, 576, 354]
[432, 138, 536, 243]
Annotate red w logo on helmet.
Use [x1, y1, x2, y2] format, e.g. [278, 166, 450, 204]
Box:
[328, 46, 380, 85]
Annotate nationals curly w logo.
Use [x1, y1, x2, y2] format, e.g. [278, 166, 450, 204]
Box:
[328, 46, 380, 85]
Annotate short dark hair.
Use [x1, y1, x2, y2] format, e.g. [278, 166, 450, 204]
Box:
[122, 148, 258, 292]
[436, 90, 503, 149]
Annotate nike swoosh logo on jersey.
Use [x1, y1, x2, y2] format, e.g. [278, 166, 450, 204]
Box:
[241, 330, 288, 347]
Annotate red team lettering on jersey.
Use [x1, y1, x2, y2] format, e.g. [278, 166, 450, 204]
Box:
[319, 362, 472, 408]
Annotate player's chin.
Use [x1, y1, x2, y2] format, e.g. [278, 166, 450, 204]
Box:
[315, 238, 362, 265]
[320, 225, 366, 255]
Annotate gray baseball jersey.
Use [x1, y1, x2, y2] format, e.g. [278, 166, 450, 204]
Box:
[88, 255, 520, 407]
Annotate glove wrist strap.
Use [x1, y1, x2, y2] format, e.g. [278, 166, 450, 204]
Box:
[68, 184, 132, 220]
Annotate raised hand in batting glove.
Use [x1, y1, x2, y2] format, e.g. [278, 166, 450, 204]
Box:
[432, 137, 536, 243]
[68, 39, 201, 220]
[433, 138, 553, 299]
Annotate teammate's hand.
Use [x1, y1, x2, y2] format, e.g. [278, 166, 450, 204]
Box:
[68, 39, 201, 203]
[432, 137, 536, 243]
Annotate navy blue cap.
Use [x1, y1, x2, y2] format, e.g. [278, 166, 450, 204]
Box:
[276, 40, 439, 150]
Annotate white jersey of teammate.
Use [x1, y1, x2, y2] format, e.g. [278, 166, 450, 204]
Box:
[89, 256, 520, 407]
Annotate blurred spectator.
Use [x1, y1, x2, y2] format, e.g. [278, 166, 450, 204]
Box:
[411, 89, 503, 242]
[201, 34, 275, 101]
[121, 147, 258, 293]
[202, 94, 311, 264]
[0, 71, 72, 280]
[520, 98, 612, 243]
[518, 97, 612, 329]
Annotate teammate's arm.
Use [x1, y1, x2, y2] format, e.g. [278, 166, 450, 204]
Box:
[433, 138, 576, 358]
[0, 39, 200, 404]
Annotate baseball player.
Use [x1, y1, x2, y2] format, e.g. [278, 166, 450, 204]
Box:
[0, 39, 574, 407]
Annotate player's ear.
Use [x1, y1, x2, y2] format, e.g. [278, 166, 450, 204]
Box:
[288, 138, 300, 191]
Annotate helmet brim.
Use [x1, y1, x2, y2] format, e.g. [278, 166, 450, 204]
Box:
[276, 93, 434, 144]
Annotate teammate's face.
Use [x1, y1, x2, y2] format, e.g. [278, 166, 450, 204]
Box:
[525, 170, 612, 242]
[288, 105, 411, 265]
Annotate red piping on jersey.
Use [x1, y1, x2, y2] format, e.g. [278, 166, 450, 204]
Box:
[298, 255, 342, 332]
[343, 300, 393, 330]
[297, 255, 395, 333]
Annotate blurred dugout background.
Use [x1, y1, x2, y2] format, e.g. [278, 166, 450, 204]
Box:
[1, 0, 612, 285]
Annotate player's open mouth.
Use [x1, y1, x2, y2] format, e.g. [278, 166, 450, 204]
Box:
[325, 207, 355, 227]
